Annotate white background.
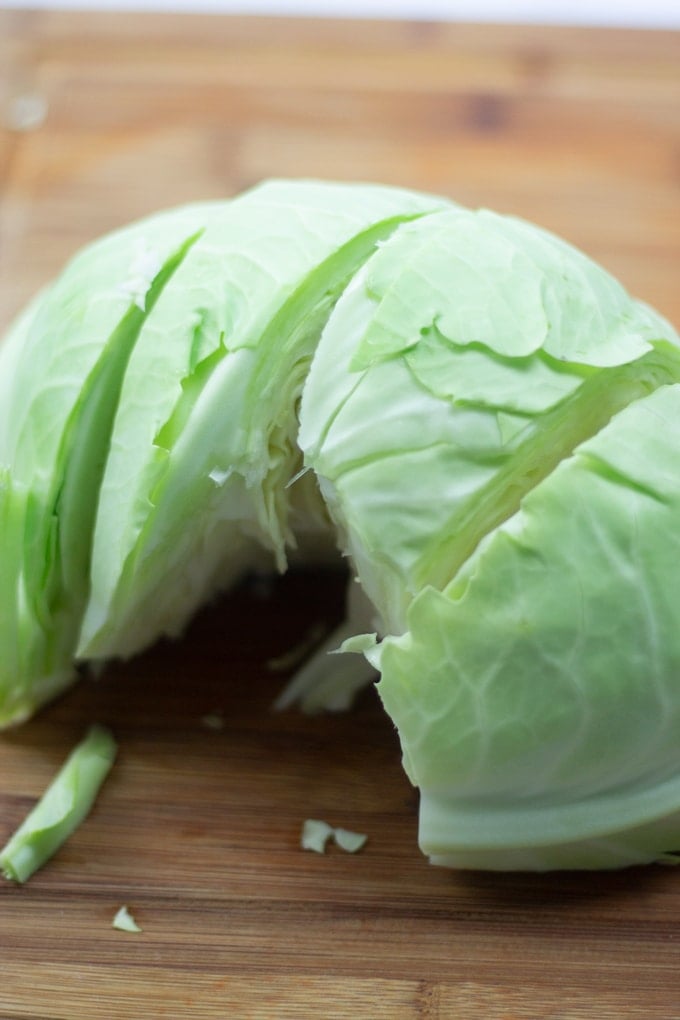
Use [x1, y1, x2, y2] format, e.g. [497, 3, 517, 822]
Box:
[2, 0, 680, 29]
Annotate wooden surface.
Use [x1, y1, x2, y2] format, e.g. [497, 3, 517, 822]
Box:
[0, 9, 679, 1018]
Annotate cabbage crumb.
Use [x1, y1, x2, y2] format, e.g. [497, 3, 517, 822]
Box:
[301, 819, 367, 854]
[112, 905, 142, 932]
[333, 827, 368, 853]
[200, 711, 224, 731]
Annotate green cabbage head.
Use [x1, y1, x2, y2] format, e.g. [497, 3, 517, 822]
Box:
[2, 179, 680, 871]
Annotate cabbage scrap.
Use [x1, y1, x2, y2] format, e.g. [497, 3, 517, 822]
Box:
[301, 819, 367, 854]
[112, 905, 142, 932]
[0, 725, 117, 882]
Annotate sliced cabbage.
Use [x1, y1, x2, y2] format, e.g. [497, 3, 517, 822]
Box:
[0, 204, 221, 725]
[77, 180, 447, 661]
[3, 181, 680, 871]
[0, 180, 446, 724]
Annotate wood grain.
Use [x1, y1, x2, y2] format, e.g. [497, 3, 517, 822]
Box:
[0, 10, 679, 1019]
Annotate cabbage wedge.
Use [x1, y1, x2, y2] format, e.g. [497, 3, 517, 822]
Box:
[0, 203, 221, 725]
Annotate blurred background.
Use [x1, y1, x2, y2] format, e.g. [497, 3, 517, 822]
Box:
[2, 0, 680, 27]
[1, 1, 679, 334]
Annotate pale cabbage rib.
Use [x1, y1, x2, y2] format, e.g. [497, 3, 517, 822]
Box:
[576, 450, 669, 506]
[418, 344, 680, 594]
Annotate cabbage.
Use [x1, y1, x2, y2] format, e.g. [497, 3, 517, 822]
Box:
[112, 905, 142, 932]
[2, 179, 680, 871]
[0, 725, 117, 882]
[301, 819, 367, 854]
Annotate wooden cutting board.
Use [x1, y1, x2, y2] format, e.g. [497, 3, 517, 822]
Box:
[1, 10, 679, 1018]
